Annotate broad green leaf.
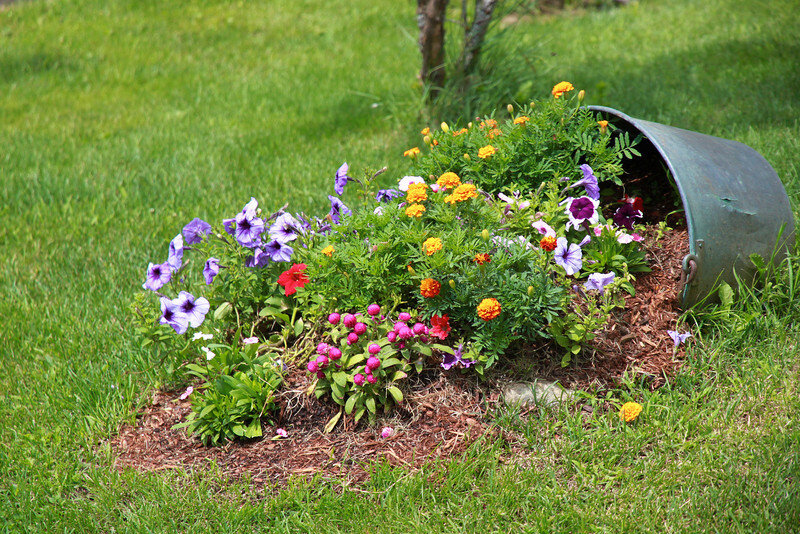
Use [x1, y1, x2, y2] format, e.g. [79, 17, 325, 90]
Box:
[387, 386, 403, 404]
[719, 282, 734, 309]
[244, 418, 262, 438]
[345, 392, 360, 414]
[332, 372, 347, 388]
[365, 397, 376, 414]
[293, 318, 304, 336]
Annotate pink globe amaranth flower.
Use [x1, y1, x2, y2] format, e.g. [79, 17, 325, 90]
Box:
[328, 313, 341, 325]
[381, 426, 394, 438]
[398, 326, 413, 340]
[412, 322, 425, 335]
[329, 347, 342, 360]
[398, 341, 406, 349]
[419, 335, 429, 344]
[394, 322, 405, 333]
[367, 304, 381, 316]
[343, 313, 357, 328]
[366, 356, 381, 370]
[347, 332, 359, 344]
[387, 331, 397, 343]
[353, 373, 366, 386]
[316, 370, 326, 379]
[315, 355, 329, 367]
[398, 312, 411, 322]
[354, 322, 367, 335]
[366, 374, 377, 384]
[316, 342, 330, 355]
[368, 343, 381, 355]
[307, 360, 319, 373]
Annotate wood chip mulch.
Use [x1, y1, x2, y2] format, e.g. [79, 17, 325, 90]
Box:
[108, 226, 690, 487]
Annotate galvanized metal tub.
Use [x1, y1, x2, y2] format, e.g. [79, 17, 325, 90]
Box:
[589, 105, 795, 308]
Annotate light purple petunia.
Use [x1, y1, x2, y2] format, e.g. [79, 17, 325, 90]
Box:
[222, 217, 235, 236]
[497, 191, 531, 214]
[182, 218, 212, 245]
[375, 189, 402, 203]
[144, 262, 172, 291]
[564, 196, 600, 231]
[667, 330, 692, 347]
[442, 343, 471, 370]
[583, 272, 615, 294]
[175, 291, 210, 329]
[167, 234, 184, 272]
[568, 164, 600, 200]
[269, 212, 300, 244]
[264, 239, 293, 263]
[245, 248, 271, 268]
[328, 195, 351, 224]
[234, 209, 265, 248]
[554, 237, 583, 276]
[578, 235, 592, 248]
[334, 162, 351, 196]
[532, 220, 556, 238]
[159, 297, 189, 334]
[203, 257, 220, 284]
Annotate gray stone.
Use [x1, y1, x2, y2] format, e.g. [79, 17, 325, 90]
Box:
[501, 380, 576, 409]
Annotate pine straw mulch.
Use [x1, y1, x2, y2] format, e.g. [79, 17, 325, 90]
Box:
[109, 225, 690, 487]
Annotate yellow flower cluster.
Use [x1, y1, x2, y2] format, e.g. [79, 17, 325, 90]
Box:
[598, 120, 609, 134]
[321, 245, 334, 257]
[405, 203, 426, 218]
[406, 182, 428, 203]
[403, 147, 421, 158]
[477, 298, 501, 321]
[478, 145, 496, 159]
[436, 172, 461, 190]
[513, 116, 529, 125]
[444, 183, 478, 205]
[420, 127, 430, 136]
[551, 81, 574, 99]
[422, 237, 443, 256]
[620, 402, 643, 423]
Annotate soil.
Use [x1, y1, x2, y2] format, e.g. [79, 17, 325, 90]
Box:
[108, 224, 690, 487]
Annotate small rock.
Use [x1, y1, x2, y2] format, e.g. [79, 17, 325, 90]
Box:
[501, 380, 576, 409]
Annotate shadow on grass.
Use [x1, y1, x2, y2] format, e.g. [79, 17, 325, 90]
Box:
[0, 52, 77, 85]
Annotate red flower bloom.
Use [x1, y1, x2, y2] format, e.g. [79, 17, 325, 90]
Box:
[277, 263, 309, 296]
[430, 314, 451, 340]
[623, 194, 644, 213]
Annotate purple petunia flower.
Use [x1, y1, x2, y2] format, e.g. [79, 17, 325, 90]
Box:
[564, 196, 600, 231]
[667, 330, 692, 347]
[375, 189, 402, 203]
[613, 203, 643, 231]
[234, 209, 265, 248]
[578, 235, 592, 248]
[182, 218, 212, 245]
[497, 191, 531, 214]
[553, 237, 583, 276]
[532, 220, 556, 238]
[264, 239, 293, 263]
[167, 234, 184, 272]
[222, 218, 235, 236]
[159, 297, 189, 334]
[245, 247, 271, 268]
[175, 291, 210, 328]
[269, 212, 300, 244]
[441, 343, 474, 370]
[144, 262, 172, 291]
[566, 164, 600, 200]
[583, 272, 615, 294]
[328, 195, 351, 224]
[203, 257, 220, 284]
[334, 162, 351, 196]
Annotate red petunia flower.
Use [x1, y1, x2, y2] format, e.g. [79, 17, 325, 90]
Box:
[430, 314, 451, 340]
[277, 263, 309, 296]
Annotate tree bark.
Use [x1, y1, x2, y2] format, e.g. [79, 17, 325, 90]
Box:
[417, 0, 449, 98]
[459, 0, 498, 77]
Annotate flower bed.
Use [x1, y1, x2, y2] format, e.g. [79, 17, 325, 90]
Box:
[130, 83, 694, 449]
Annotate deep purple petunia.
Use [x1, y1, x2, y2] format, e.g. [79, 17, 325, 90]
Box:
[328, 195, 351, 224]
[554, 237, 583, 276]
[182, 218, 212, 245]
[144, 262, 172, 291]
[174, 291, 210, 328]
[375, 189, 402, 203]
[334, 162, 351, 196]
[222, 218, 235, 236]
[159, 297, 189, 334]
[564, 196, 599, 231]
[613, 203, 643, 231]
[269, 213, 300, 244]
[264, 239, 293, 263]
[583, 272, 615, 294]
[167, 234, 184, 272]
[203, 257, 220, 284]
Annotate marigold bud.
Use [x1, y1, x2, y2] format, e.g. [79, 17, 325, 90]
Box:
[440, 122, 449, 133]
[463, 153, 470, 161]
[407, 264, 415, 275]
[578, 89, 585, 102]
[468, 122, 473, 128]
[507, 104, 514, 115]
[423, 135, 431, 145]
[527, 285, 534, 297]
[481, 229, 490, 241]
[449, 279, 456, 289]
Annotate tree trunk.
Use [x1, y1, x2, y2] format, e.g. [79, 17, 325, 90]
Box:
[417, 0, 449, 99]
[459, 0, 498, 77]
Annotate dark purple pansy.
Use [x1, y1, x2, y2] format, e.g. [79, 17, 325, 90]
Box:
[613, 203, 643, 230]
[182, 218, 212, 245]
[203, 257, 220, 284]
[144, 262, 172, 291]
[328, 195, 351, 224]
[334, 162, 351, 196]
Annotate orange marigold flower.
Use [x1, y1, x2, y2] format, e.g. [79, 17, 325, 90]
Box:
[479, 119, 497, 130]
[513, 116, 530, 125]
[620, 402, 643, 423]
[437, 172, 461, 190]
[405, 203, 426, 218]
[478, 145, 496, 159]
[421, 127, 430, 136]
[473, 253, 491, 265]
[486, 128, 502, 139]
[453, 127, 468, 136]
[539, 236, 557, 251]
[444, 183, 478, 204]
[406, 182, 429, 203]
[551, 81, 574, 99]
[598, 120, 608, 133]
[477, 298, 501, 321]
[422, 237, 443, 256]
[321, 245, 334, 257]
[420, 278, 441, 298]
[403, 147, 421, 158]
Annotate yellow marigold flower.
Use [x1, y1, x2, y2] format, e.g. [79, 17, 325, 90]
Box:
[477, 298, 501, 321]
[405, 203, 426, 218]
[444, 183, 478, 205]
[421, 127, 430, 136]
[598, 120, 609, 134]
[422, 237, 443, 256]
[473, 253, 491, 265]
[420, 278, 441, 298]
[453, 127, 468, 136]
[403, 147, 421, 158]
[406, 182, 429, 203]
[478, 145, 496, 159]
[321, 245, 334, 257]
[486, 128, 502, 139]
[437, 172, 461, 190]
[620, 402, 643, 423]
[513, 116, 530, 125]
[479, 119, 498, 130]
[551, 81, 574, 99]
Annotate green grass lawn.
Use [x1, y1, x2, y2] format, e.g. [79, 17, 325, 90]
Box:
[1, 0, 798, 531]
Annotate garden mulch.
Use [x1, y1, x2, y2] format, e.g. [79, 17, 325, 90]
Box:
[109, 226, 690, 486]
